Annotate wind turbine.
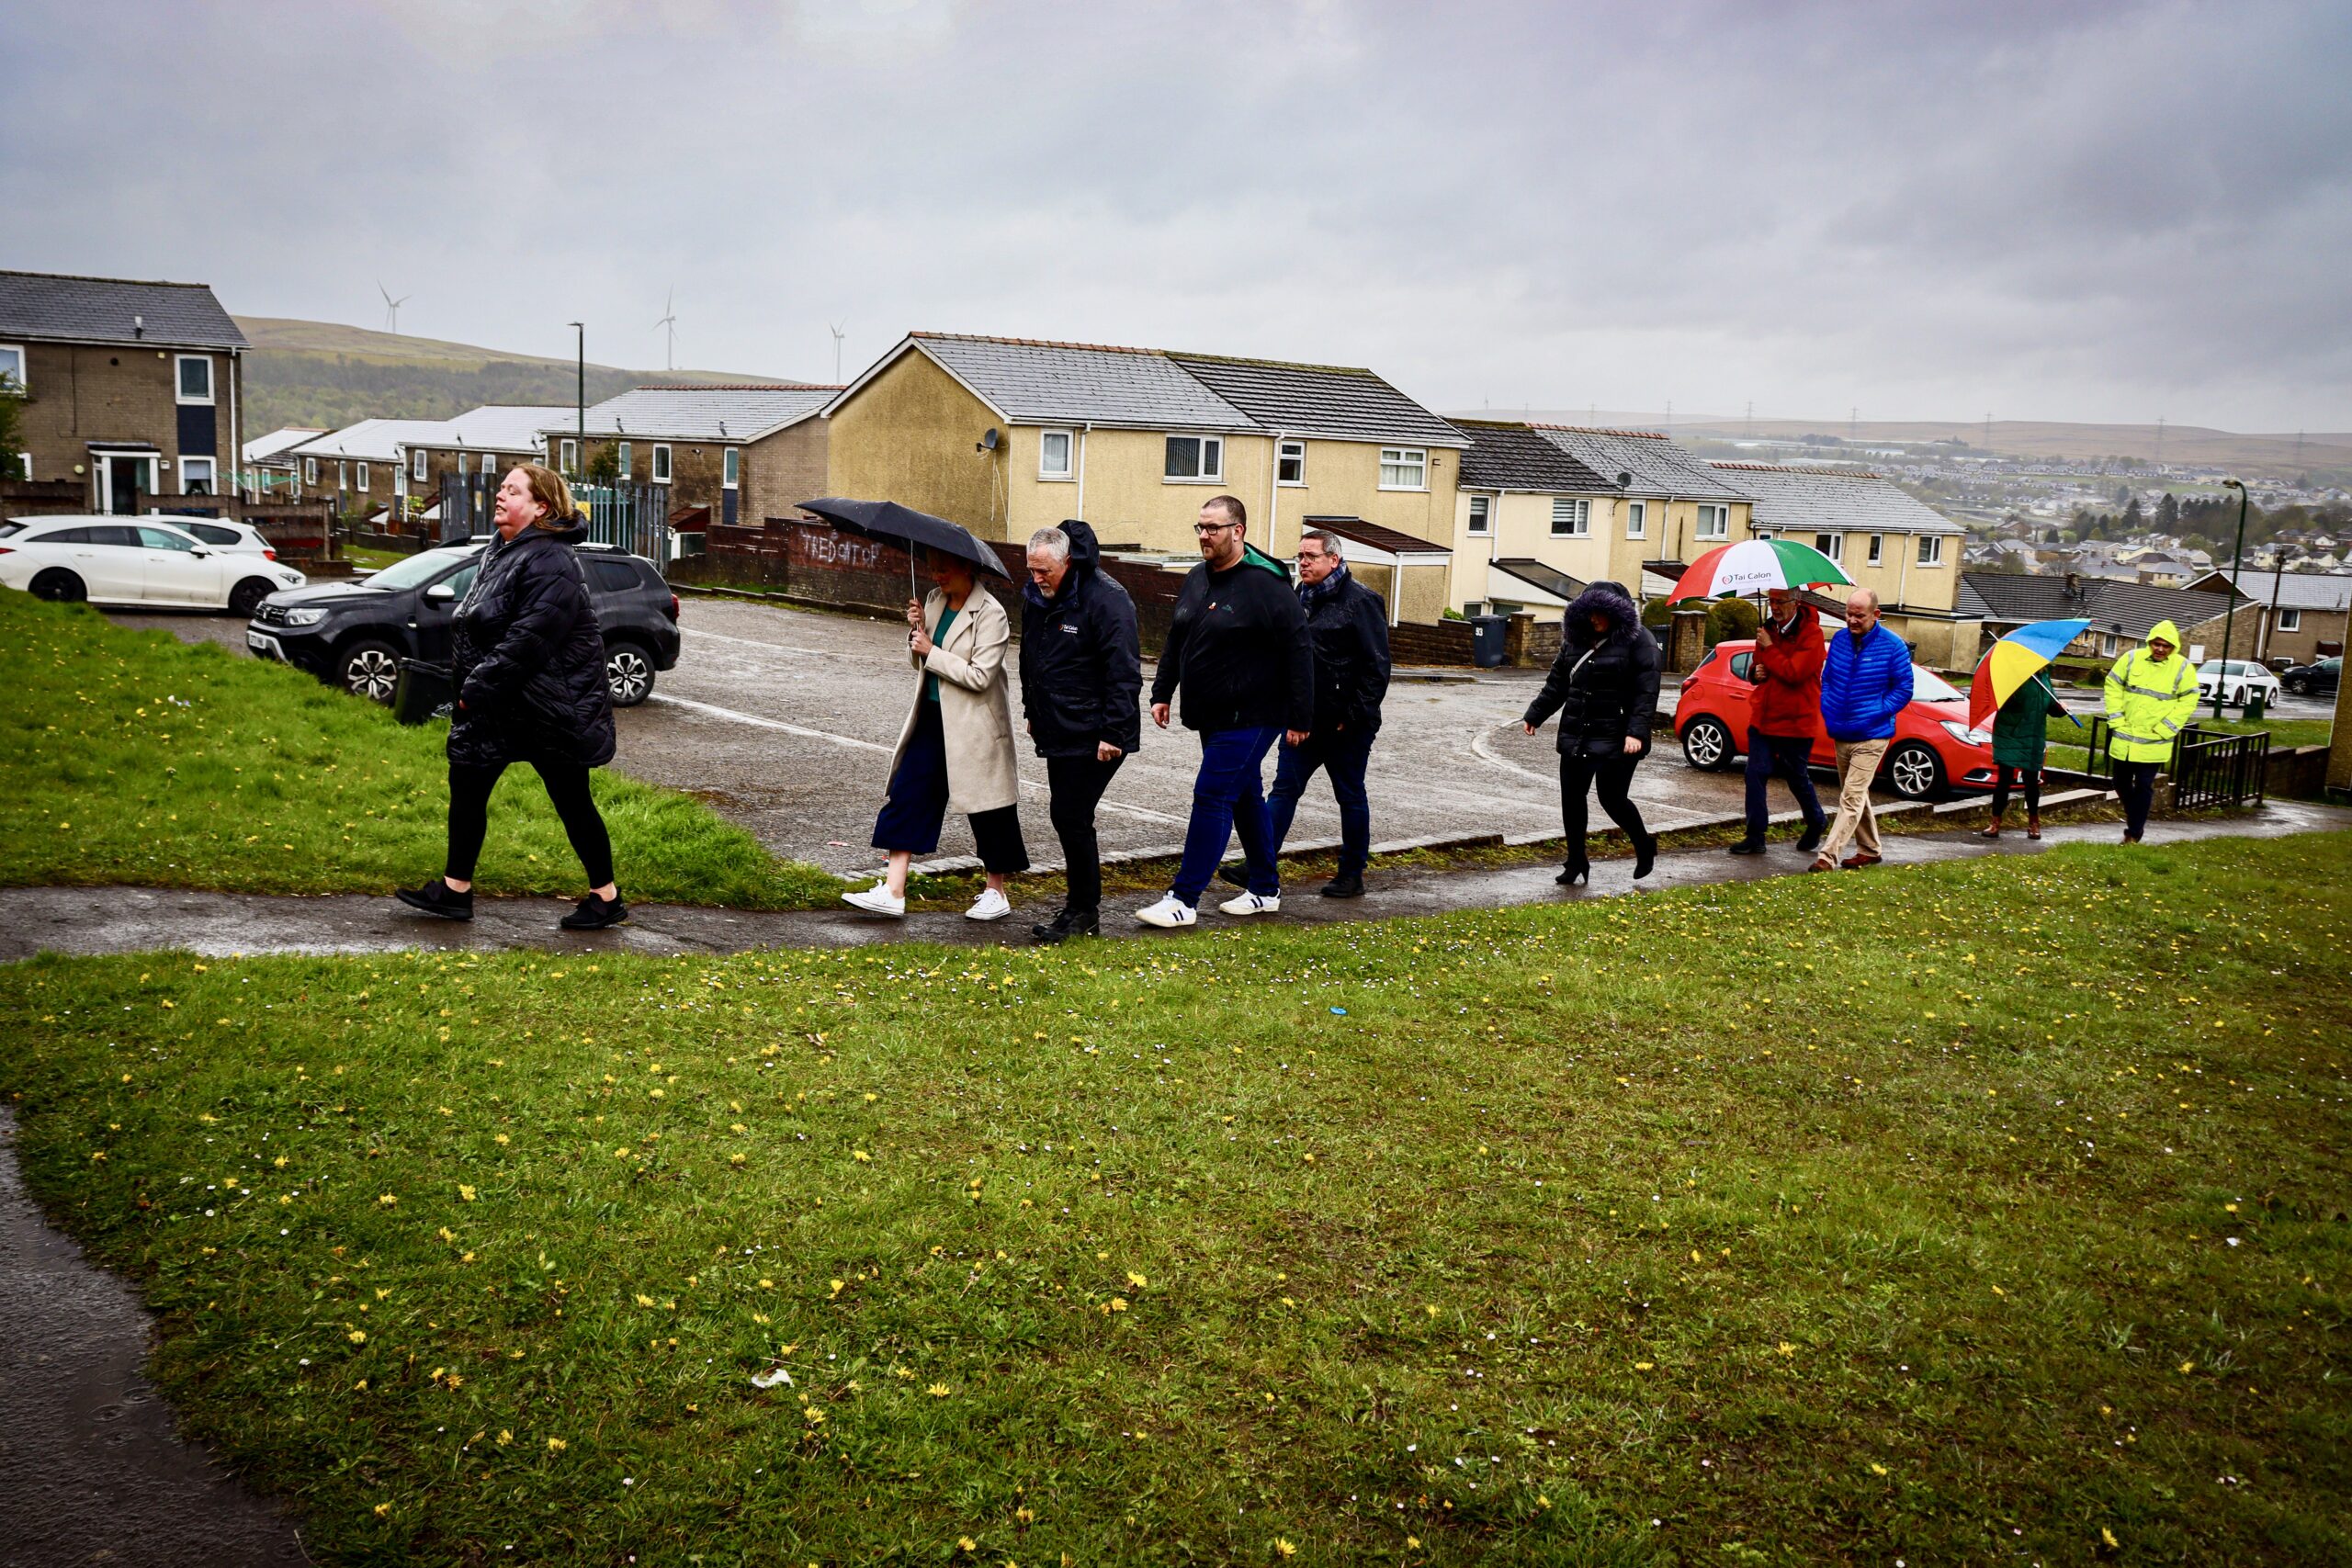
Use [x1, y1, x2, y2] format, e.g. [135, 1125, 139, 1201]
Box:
[378, 282, 411, 333]
[830, 322, 846, 382]
[654, 288, 678, 372]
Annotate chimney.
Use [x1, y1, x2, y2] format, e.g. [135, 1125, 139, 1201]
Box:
[2064, 571, 2080, 600]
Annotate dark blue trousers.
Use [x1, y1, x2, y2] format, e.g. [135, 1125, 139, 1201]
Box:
[1170, 726, 1283, 905]
[1267, 726, 1376, 877]
[1743, 728, 1826, 842]
[872, 700, 1029, 873]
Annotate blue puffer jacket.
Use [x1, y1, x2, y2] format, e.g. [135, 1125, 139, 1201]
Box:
[1819, 622, 1914, 741]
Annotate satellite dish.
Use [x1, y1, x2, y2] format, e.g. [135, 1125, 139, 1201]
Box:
[1617, 471, 1633, 488]
[981, 428, 1001, 451]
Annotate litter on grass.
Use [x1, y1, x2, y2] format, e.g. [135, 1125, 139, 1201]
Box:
[749, 1367, 795, 1390]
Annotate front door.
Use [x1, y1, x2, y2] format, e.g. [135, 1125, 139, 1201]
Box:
[95, 453, 159, 514]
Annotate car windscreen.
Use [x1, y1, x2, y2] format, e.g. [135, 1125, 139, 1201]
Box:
[1912, 666, 1963, 703]
[366, 547, 479, 591]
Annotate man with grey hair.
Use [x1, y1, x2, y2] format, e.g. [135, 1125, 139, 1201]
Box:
[1019, 519, 1140, 942]
[1813, 587, 1913, 871]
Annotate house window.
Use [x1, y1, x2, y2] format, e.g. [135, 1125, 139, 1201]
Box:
[0, 344, 24, 392]
[1277, 440, 1306, 485]
[1867, 534, 1883, 566]
[1378, 447, 1428, 490]
[179, 457, 217, 494]
[1163, 434, 1224, 481]
[1550, 498, 1590, 537]
[356, 462, 370, 492]
[481, 452, 497, 477]
[560, 438, 579, 474]
[175, 355, 214, 404]
[337, 461, 348, 491]
[722, 447, 740, 489]
[304, 457, 318, 485]
[1039, 429, 1073, 479]
[12, 454, 27, 479]
[2278, 607, 2301, 632]
[1695, 503, 1729, 540]
[1917, 534, 1944, 566]
[2101, 632, 2119, 656]
[617, 442, 633, 479]
[1466, 496, 1491, 536]
[413, 449, 428, 482]
[651, 444, 673, 483]
[1625, 500, 1646, 539]
[1815, 532, 1842, 563]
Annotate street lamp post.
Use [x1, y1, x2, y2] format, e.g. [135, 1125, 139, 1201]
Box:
[568, 321, 584, 473]
[2214, 478, 2251, 721]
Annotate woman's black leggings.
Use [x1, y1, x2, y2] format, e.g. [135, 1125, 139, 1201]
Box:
[447, 760, 615, 887]
[1558, 751, 1651, 859]
[1989, 765, 2041, 816]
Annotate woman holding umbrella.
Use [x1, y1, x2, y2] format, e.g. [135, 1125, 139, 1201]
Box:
[1980, 671, 2066, 839]
[842, 551, 1029, 919]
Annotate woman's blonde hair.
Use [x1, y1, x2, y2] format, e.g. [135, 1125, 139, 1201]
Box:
[512, 463, 576, 529]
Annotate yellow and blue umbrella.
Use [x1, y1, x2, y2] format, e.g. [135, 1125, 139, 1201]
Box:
[1968, 616, 2090, 730]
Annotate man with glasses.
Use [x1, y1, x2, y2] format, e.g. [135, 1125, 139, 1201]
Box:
[1241, 527, 1390, 897]
[1136, 495, 1315, 928]
[1812, 587, 1913, 872]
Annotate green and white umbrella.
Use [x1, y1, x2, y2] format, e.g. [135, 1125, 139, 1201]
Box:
[1666, 538, 1853, 602]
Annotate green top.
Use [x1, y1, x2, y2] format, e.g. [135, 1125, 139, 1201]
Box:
[923, 607, 959, 703]
[1990, 671, 2062, 769]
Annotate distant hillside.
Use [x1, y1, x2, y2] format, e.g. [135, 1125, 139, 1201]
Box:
[234, 316, 802, 434]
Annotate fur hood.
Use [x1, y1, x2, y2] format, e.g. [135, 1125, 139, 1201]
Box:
[1563, 581, 1639, 646]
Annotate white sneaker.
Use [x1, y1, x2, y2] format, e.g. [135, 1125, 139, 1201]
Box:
[1134, 894, 1196, 929]
[842, 884, 905, 917]
[965, 887, 1012, 922]
[1217, 890, 1281, 917]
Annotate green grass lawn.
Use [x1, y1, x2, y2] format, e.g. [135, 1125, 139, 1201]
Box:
[3, 835, 2346, 1564]
[341, 546, 405, 573]
[0, 590, 840, 908]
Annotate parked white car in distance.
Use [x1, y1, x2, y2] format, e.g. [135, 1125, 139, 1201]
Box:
[2195, 659, 2282, 706]
[176, 517, 283, 559]
[0, 514, 306, 615]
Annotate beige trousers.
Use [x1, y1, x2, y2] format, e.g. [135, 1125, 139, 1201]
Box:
[1821, 739, 1888, 860]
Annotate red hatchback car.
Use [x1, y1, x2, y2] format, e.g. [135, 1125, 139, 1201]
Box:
[1672, 638, 1996, 801]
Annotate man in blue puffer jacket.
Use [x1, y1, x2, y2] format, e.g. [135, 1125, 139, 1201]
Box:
[1812, 588, 1913, 872]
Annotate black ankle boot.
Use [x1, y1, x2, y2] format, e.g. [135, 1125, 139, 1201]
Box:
[1633, 834, 1657, 879]
[395, 880, 473, 920]
[1555, 859, 1589, 886]
[1318, 874, 1365, 898]
[1032, 907, 1100, 944]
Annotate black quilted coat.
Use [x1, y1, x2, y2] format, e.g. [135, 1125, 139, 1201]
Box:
[447, 520, 616, 769]
[1521, 581, 1661, 758]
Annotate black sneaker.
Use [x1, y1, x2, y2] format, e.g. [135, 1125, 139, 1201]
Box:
[560, 892, 629, 931]
[1795, 822, 1826, 854]
[1031, 907, 1100, 944]
[1726, 840, 1768, 857]
[395, 880, 473, 920]
[1216, 862, 1248, 889]
[1318, 874, 1365, 898]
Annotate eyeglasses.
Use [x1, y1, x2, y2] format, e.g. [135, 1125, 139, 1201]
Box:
[1193, 522, 1240, 536]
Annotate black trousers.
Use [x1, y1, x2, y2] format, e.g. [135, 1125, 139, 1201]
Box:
[2114, 760, 2162, 836]
[447, 759, 614, 887]
[1989, 765, 2042, 817]
[1045, 753, 1124, 913]
[1559, 751, 1650, 863]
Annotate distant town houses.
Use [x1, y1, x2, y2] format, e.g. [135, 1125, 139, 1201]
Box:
[401, 405, 574, 502]
[2183, 568, 2351, 664]
[544, 383, 838, 529]
[1958, 570, 2257, 664]
[0, 269, 246, 511]
[241, 426, 322, 496]
[286, 418, 457, 522]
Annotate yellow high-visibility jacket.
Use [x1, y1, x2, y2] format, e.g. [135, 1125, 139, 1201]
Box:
[2103, 621, 2199, 764]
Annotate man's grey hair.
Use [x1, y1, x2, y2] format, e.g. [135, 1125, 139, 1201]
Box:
[1026, 526, 1070, 562]
[1299, 528, 1344, 556]
[1846, 587, 1881, 610]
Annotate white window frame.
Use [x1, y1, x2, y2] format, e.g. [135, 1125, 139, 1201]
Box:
[0, 343, 25, 393]
[1550, 497, 1590, 538]
[1038, 428, 1074, 480]
[1815, 532, 1842, 563]
[559, 438, 580, 474]
[1917, 534, 1945, 567]
[1867, 533, 1883, 566]
[2101, 632, 2119, 656]
[356, 462, 370, 492]
[1277, 440, 1306, 486]
[616, 442, 633, 480]
[722, 447, 740, 490]
[13, 453, 27, 479]
[1465, 496, 1491, 536]
[1378, 446, 1428, 491]
[178, 456, 217, 495]
[1695, 503, 1729, 541]
[1162, 434, 1224, 483]
[304, 457, 318, 485]
[650, 443, 673, 483]
[481, 452, 497, 477]
[1624, 500, 1646, 539]
[412, 449, 428, 482]
[174, 354, 214, 405]
[2278, 606, 2301, 632]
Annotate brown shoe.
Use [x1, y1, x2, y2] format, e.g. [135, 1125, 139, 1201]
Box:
[1807, 856, 1838, 873]
[1840, 852, 1882, 869]
[1977, 818, 2003, 839]
[2026, 813, 2041, 840]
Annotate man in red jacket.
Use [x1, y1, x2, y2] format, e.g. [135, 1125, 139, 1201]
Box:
[1730, 586, 1828, 855]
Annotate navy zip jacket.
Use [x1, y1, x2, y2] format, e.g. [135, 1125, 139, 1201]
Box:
[1019, 519, 1143, 757]
[448, 518, 616, 769]
[1300, 563, 1392, 734]
[1149, 542, 1315, 734]
[1819, 620, 1915, 741]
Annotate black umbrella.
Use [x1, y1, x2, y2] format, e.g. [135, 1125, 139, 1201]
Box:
[797, 497, 1009, 604]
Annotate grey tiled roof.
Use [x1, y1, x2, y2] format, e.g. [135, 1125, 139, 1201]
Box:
[1454, 420, 1615, 491]
[553, 385, 838, 441]
[1167, 354, 1466, 447]
[1956, 571, 2244, 637]
[0, 270, 246, 349]
[242, 427, 323, 464]
[440, 405, 577, 452]
[1530, 425, 1752, 500]
[2188, 569, 2352, 612]
[293, 419, 460, 463]
[914, 334, 1251, 430]
[1713, 463, 1963, 536]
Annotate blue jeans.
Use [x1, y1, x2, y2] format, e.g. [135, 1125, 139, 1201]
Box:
[1170, 726, 1283, 905]
[1743, 728, 1826, 841]
[1268, 726, 1375, 876]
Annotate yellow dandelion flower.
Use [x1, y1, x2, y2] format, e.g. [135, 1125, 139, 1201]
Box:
[1274, 1540, 1297, 1559]
[1870, 1462, 1888, 1476]
[458, 1184, 477, 1201]
[1126, 1271, 1148, 1290]
[347, 1330, 367, 1343]
[928, 1382, 952, 1397]
[377, 1193, 397, 1206]
[546, 1437, 567, 1452]
[496, 1429, 513, 1446]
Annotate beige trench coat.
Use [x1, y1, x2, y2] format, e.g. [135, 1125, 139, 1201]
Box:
[888, 586, 1021, 815]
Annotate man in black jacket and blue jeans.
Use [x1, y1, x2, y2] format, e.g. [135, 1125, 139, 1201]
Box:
[1137, 495, 1315, 929]
[1261, 527, 1390, 897]
[1019, 520, 1141, 943]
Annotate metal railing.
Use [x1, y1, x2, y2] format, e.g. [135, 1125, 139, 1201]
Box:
[435, 476, 670, 562]
[2072, 716, 2268, 807]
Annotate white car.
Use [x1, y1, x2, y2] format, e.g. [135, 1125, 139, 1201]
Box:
[2195, 658, 2282, 707]
[175, 517, 284, 559]
[0, 514, 306, 616]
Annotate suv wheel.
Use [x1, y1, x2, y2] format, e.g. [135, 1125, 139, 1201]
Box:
[339, 640, 402, 704]
[2285, 674, 2306, 694]
[30, 568, 85, 604]
[1679, 715, 1733, 772]
[229, 577, 276, 618]
[605, 641, 655, 706]
[1883, 739, 1945, 801]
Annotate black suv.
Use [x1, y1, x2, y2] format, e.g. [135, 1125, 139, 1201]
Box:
[247, 539, 680, 706]
[2282, 656, 2341, 698]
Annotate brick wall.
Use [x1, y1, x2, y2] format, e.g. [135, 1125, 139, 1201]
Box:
[0, 479, 87, 516]
[11, 341, 235, 491]
[1387, 618, 1475, 664]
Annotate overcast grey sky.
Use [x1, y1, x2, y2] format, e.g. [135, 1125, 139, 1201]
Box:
[6, 0, 2347, 430]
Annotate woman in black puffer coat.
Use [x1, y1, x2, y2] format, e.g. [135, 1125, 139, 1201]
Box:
[1521, 581, 1661, 886]
[395, 463, 626, 930]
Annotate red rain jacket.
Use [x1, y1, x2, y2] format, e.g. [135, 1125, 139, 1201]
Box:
[1747, 604, 1826, 739]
